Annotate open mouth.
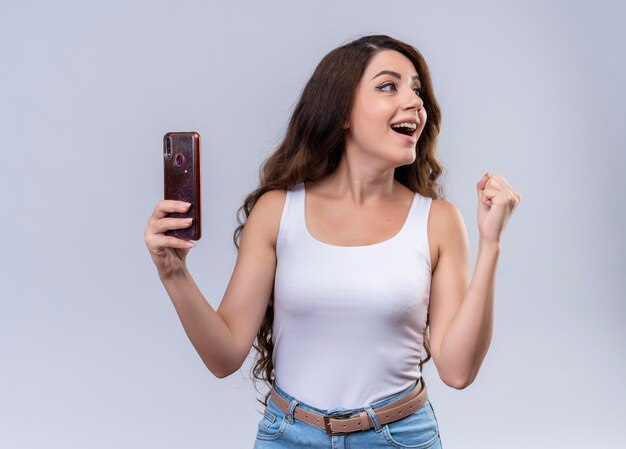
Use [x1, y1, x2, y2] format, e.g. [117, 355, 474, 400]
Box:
[390, 122, 417, 137]
[389, 123, 418, 137]
[390, 127, 415, 136]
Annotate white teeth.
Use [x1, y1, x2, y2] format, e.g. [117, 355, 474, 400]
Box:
[390, 122, 417, 130]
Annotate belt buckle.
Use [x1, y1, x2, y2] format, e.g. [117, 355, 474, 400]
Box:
[323, 412, 354, 436]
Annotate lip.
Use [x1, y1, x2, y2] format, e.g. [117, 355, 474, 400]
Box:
[390, 117, 419, 126]
[390, 128, 418, 144]
[389, 117, 420, 144]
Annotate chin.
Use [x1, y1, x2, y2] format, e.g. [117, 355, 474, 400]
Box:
[392, 148, 416, 167]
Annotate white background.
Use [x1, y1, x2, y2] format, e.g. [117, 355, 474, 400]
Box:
[1, 0, 624, 447]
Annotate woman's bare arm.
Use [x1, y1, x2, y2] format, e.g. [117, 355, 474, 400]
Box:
[427, 200, 497, 389]
[157, 190, 284, 378]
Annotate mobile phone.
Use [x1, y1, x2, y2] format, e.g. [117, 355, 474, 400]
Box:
[163, 131, 202, 240]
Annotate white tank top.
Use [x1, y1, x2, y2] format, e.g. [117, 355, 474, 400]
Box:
[272, 181, 433, 410]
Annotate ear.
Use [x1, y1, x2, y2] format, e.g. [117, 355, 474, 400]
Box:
[342, 120, 349, 129]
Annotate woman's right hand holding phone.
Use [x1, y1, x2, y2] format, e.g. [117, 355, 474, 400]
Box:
[145, 200, 197, 279]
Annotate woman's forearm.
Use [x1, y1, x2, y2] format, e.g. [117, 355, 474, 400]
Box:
[160, 267, 239, 378]
[439, 239, 500, 387]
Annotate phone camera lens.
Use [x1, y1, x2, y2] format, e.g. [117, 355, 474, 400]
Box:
[165, 137, 172, 157]
[175, 153, 185, 166]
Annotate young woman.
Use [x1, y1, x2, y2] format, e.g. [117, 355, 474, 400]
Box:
[145, 34, 521, 449]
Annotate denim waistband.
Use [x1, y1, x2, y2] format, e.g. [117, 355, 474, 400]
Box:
[271, 377, 423, 417]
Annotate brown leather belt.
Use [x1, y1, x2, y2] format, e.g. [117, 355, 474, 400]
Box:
[269, 378, 428, 436]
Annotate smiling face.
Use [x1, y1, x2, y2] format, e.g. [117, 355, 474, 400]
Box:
[344, 49, 427, 166]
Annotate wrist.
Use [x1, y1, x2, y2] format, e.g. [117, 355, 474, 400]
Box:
[158, 265, 189, 283]
[478, 238, 501, 251]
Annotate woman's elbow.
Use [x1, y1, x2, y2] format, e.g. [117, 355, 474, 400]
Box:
[440, 370, 473, 390]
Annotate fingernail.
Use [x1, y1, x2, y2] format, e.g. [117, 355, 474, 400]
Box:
[185, 241, 196, 248]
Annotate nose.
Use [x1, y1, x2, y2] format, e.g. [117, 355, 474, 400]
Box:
[401, 85, 424, 111]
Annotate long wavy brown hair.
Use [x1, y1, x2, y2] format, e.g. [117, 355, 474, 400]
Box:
[231, 34, 446, 409]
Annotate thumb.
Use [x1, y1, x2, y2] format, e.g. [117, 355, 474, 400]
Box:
[477, 172, 490, 198]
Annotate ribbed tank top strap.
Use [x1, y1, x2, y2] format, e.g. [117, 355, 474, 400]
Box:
[275, 182, 306, 256]
[396, 192, 433, 270]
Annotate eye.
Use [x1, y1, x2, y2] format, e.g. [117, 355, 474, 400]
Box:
[378, 82, 424, 97]
[378, 82, 396, 92]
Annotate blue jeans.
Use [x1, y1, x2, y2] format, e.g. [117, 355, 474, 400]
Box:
[253, 378, 443, 448]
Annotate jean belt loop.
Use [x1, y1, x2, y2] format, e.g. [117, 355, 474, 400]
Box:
[363, 405, 383, 432]
[286, 399, 299, 424]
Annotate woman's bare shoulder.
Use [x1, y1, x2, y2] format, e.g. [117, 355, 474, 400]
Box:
[429, 199, 461, 225]
[428, 198, 466, 269]
[251, 189, 289, 249]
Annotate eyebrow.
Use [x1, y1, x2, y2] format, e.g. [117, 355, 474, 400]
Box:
[371, 70, 420, 82]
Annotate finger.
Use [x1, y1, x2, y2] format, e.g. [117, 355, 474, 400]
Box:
[481, 188, 503, 205]
[153, 200, 191, 220]
[482, 174, 521, 204]
[147, 234, 195, 253]
[147, 217, 193, 236]
[487, 177, 518, 199]
[485, 176, 507, 192]
[483, 185, 519, 207]
[477, 172, 490, 198]
[159, 217, 193, 233]
[489, 173, 516, 192]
